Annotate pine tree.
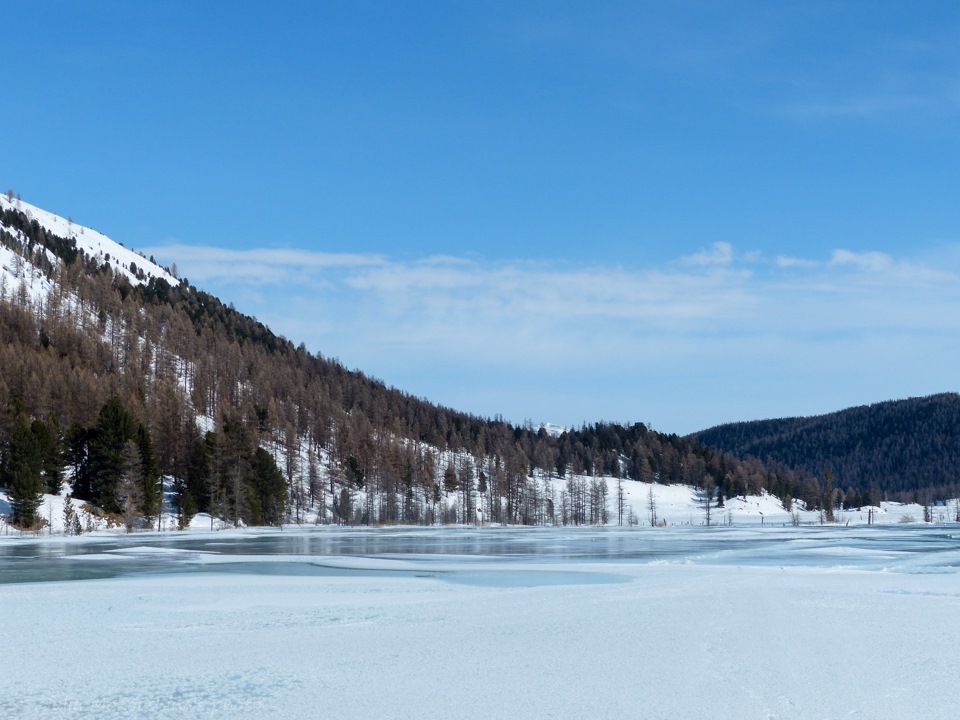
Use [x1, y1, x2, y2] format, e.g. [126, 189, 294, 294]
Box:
[180, 430, 212, 515]
[174, 479, 198, 529]
[823, 466, 836, 523]
[119, 439, 144, 531]
[89, 398, 137, 514]
[1, 399, 45, 527]
[63, 494, 82, 536]
[66, 422, 94, 501]
[136, 423, 160, 521]
[443, 463, 458, 493]
[33, 415, 64, 495]
[216, 415, 253, 526]
[335, 487, 353, 525]
[248, 447, 286, 526]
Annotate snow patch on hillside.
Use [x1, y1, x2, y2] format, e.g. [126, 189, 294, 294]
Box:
[0, 242, 57, 306]
[0, 194, 178, 286]
[538, 422, 568, 437]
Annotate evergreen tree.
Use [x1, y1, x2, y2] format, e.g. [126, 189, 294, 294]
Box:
[62, 493, 82, 535]
[248, 447, 286, 526]
[66, 422, 94, 501]
[335, 487, 353, 525]
[176, 486, 198, 529]
[119, 439, 144, 531]
[1, 400, 45, 526]
[32, 415, 64, 494]
[180, 429, 212, 515]
[214, 416, 253, 526]
[136, 422, 161, 521]
[823, 466, 836, 523]
[443, 463, 458, 493]
[89, 397, 137, 513]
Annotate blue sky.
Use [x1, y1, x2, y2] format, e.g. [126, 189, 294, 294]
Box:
[5, 1, 960, 433]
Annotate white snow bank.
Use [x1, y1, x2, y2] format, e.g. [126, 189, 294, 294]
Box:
[2, 480, 957, 540]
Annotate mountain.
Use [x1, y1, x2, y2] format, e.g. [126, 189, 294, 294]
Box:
[691, 394, 960, 505]
[0, 192, 825, 531]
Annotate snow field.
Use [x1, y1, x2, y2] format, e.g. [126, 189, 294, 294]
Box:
[2, 544, 958, 720]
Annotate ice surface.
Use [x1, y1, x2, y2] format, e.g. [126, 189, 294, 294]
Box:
[2, 526, 959, 719]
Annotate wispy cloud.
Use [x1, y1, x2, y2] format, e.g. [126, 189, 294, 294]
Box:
[145, 240, 960, 336]
[146, 244, 386, 284]
[144, 239, 960, 433]
[829, 249, 895, 272]
[828, 249, 957, 285]
[775, 255, 819, 269]
[680, 241, 734, 267]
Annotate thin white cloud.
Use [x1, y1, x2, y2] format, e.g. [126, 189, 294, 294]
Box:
[145, 241, 960, 332]
[775, 255, 820, 269]
[215, 246, 384, 269]
[145, 239, 960, 432]
[829, 249, 893, 271]
[680, 241, 734, 267]
[828, 248, 957, 285]
[141, 243, 385, 283]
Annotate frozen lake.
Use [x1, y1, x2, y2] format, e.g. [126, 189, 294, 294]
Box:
[2, 525, 959, 719]
[2, 524, 959, 584]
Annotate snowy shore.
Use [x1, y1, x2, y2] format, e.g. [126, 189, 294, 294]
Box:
[3, 478, 957, 541]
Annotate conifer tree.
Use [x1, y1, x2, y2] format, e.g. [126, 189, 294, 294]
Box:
[89, 397, 137, 514]
[136, 423, 160, 521]
[823, 466, 836, 523]
[66, 422, 94, 501]
[119, 439, 144, 531]
[443, 463, 458, 493]
[335, 487, 353, 525]
[1, 399, 44, 527]
[32, 415, 64, 494]
[215, 415, 253, 526]
[248, 447, 286, 526]
[63, 494, 82, 535]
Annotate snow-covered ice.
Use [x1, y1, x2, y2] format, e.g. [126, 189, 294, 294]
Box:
[1, 525, 958, 719]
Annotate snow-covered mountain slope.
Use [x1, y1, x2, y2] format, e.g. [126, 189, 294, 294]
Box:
[0, 193, 178, 286]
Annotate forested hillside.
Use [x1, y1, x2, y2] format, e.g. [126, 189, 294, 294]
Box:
[1, 195, 824, 530]
[692, 394, 960, 506]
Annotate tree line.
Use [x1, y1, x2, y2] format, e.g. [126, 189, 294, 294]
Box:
[1, 204, 827, 529]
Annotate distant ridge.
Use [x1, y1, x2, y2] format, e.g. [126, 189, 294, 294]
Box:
[691, 393, 960, 504]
